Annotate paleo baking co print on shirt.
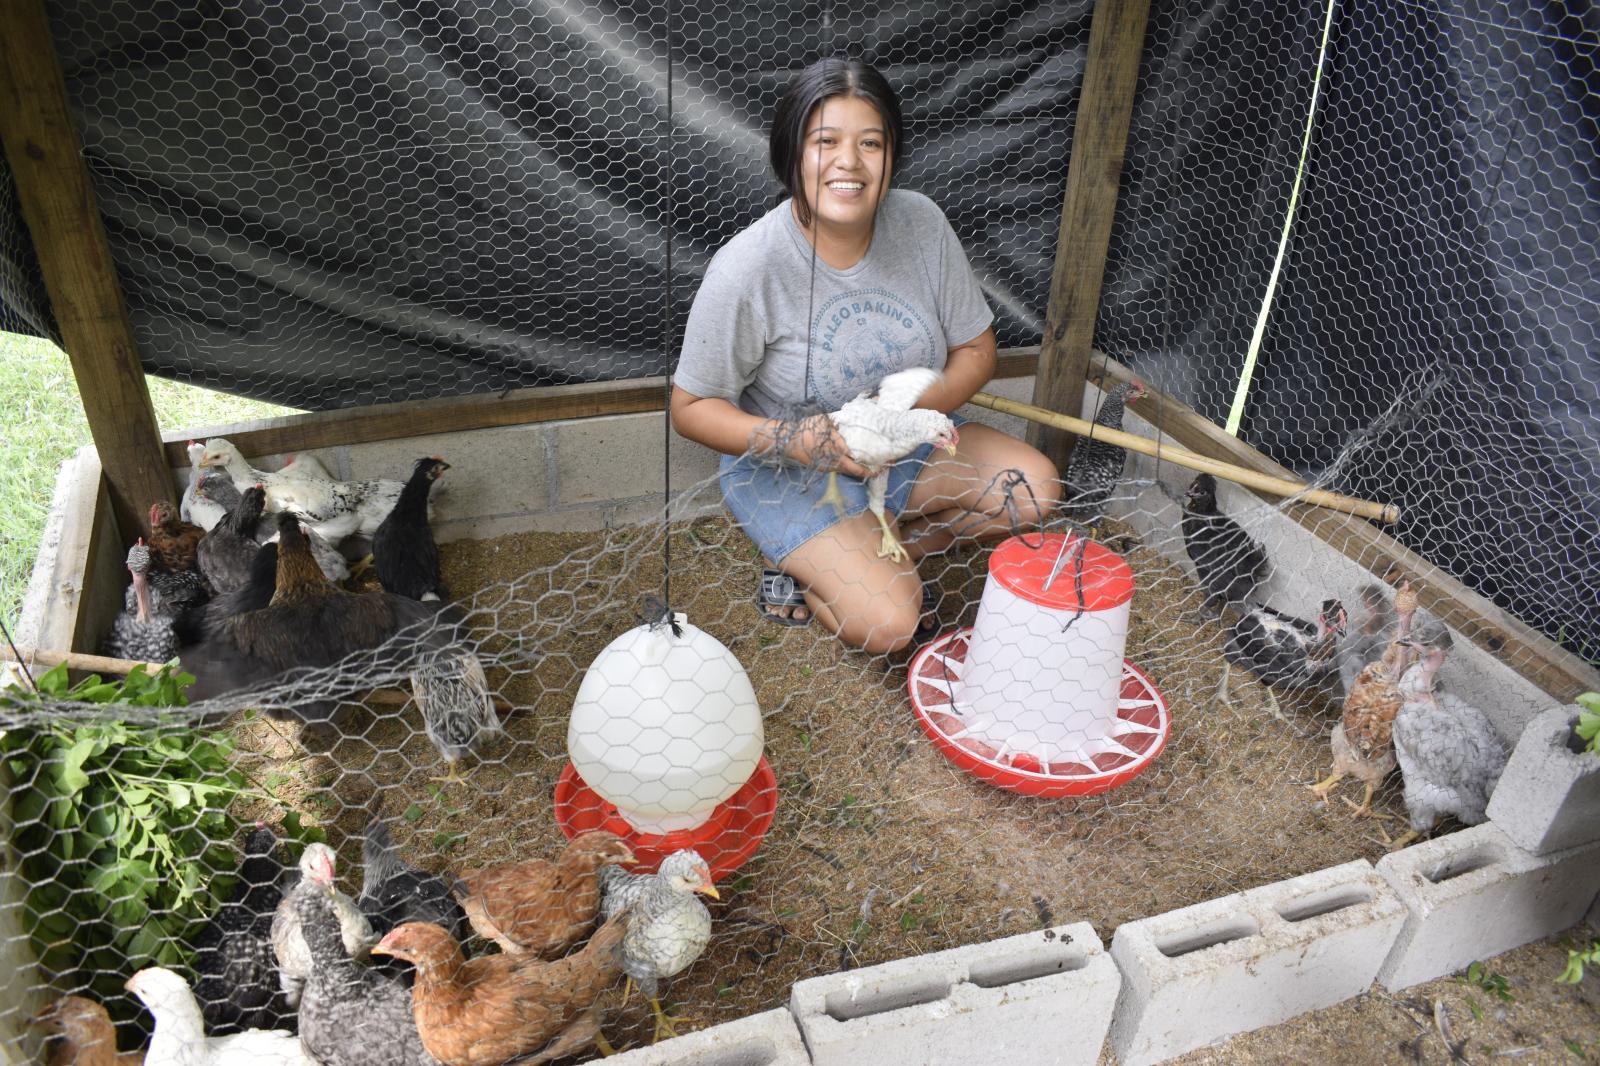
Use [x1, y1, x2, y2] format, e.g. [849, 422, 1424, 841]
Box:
[807, 287, 940, 410]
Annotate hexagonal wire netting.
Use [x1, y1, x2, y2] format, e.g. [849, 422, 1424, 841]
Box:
[1, 0, 1597, 1062]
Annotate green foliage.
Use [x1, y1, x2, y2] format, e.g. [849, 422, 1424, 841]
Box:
[1574, 693, 1600, 755]
[0, 663, 248, 1005]
[1459, 960, 1514, 1002]
[1558, 939, 1600, 986]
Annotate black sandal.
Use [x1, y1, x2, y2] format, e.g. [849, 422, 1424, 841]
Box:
[758, 569, 811, 627]
[915, 582, 941, 641]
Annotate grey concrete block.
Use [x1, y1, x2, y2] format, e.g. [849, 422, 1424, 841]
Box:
[790, 922, 1117, 1066]
[1487, 705, 1600, 855]
[553, 413, 719, 507]
[1376, 822, 1600, 991]
[1108, 860, 1404, 1066]
[344, 424, 552, 521]
[597, 1009, 810, 1066]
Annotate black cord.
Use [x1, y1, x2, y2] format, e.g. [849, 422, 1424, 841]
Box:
[660, 0, 676, 611]
[0, 616, 35, 692]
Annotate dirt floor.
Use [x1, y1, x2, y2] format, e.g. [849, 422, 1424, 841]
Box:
[217, 513, 1578, 1056]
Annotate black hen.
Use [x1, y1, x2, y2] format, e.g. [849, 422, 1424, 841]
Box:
[1219, 599, 1347, 719]
[1062, 381, 1145, 525]
[175, 541, 278, 647]
[357, 815, 469, 941]
[197, 486, 268, 594]
[1181, 473, 1270, 617]
[295, 888, 437, 1066]
[191, 825, 296, 1035]
[372, 457, 449, 601]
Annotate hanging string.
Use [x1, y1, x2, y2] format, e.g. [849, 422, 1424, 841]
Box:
[0, 616, 37, 693]
[660, 0, 676, 611]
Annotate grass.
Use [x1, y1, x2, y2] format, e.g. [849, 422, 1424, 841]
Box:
[0, 331, 298, 634]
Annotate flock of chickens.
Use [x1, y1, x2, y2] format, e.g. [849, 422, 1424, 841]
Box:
[30, 821, 719, 1065]
[103, 439, 500, 773]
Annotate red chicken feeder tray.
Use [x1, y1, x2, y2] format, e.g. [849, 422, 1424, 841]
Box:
[907, 627, 1171, 797]
[553, 756, 777, 882]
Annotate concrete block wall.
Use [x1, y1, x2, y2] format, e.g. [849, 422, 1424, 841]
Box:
[1486, 705, 1600, 855]
[1108, 861, 1404, 1066]
[789, 922, 1118, 1066]
[602, 1009, 810, 1066]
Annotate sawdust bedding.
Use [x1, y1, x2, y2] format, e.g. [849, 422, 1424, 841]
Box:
[228, 514, 1461, 1054]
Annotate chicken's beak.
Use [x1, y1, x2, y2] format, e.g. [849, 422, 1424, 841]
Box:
[696, 881, 721, 900]
[369, 944, 392, 958]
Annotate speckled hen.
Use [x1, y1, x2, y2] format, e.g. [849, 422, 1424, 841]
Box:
[270, 843, 376, 1009]
[1061, 380, 1145, 526]
[598, 849, 720, 1041]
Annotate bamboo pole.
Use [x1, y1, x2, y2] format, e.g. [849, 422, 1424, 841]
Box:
[969, 391, 1401, 523]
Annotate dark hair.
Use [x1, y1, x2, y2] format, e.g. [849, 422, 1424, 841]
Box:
[769, 58, 905, 228]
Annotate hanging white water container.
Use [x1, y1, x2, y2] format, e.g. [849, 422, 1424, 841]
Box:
[568, 613, 764, 834]
[955, 532, 1135, 764]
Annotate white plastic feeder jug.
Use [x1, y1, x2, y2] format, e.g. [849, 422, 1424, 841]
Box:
[568, 613, 764, 834]
[955, 533, 1135, 764]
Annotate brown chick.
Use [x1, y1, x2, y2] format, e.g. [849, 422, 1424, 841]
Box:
[148, 501, 205, 573]
[29, 995, 144, 1066]
[372, 913, 628, 1066]
[452, 831, 635, 956]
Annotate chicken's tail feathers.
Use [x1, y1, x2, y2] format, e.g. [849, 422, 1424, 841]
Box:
[360, 815, 404, 898]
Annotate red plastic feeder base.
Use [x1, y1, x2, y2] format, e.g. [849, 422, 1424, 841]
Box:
[553, 757, 777, 881]
[907, 627, 1171, 797]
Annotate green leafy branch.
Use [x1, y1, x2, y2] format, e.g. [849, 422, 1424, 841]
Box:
[1559, 939, 1600, 986]
[1574, 692, 1600, 756]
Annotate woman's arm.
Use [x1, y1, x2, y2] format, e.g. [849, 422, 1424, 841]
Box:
[670, 386, 870, 477]
[918, 326, 997, 414]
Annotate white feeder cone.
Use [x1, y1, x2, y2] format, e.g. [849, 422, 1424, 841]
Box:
[568, 613, 764, 833]
[955, 534, 1133, 764]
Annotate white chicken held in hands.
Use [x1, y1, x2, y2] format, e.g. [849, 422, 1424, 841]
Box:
[820, 367, 958, 563]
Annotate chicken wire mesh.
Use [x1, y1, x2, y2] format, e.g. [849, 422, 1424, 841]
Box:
[0, 0, 1597, 1062]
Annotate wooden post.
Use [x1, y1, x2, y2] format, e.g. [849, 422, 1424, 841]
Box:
[0, 0, 174, 539]
[1031, 0, 1151, 472]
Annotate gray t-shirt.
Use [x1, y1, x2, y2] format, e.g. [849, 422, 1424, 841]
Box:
[676, 189, 993, 418]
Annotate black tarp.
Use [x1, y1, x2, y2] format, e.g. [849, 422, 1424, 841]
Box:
[2, 0, 1595, 657]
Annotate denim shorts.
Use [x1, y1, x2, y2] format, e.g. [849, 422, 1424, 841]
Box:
[720, 413, 968, 564]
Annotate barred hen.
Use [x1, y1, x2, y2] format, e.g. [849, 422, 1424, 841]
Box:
[28, 995, 142, 1065]
[598, 849, 719, 1041]
[192, 825, 295, 1036]
[295, 889, 437, 1066]
[373, 458, 448, 602]
[373, 914, 627, 1066]
[410, 647, 502, 784]
[197, 487, 267, 595]
[270, 843, 376, 1010]
[120, 539, 208, 620]
[1181, 473, 1269, 618]
[452, 831, 635, 957]
[104, 542, 179, 664]
[1062, 380, 1145, 526]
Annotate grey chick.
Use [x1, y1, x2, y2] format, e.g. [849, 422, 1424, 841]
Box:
[1061, 380, 1145, 526]
[198, 486, 268, 594]
[1336, 583, 1396, 695]
[271, 843, 377, 1009]
[409, 645, 502, 785]
[104, 541, 179, 663]
[598, 849, 719, 1041]
[1388, 634, 1508, 849]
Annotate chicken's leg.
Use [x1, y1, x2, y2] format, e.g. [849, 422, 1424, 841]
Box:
[872, 506, 907, 563]
[1307, 770, 1345, 801]
[819, 472, 848, 517]
[1340, 784, 1396, 821]
[648, 995, 685, 1043]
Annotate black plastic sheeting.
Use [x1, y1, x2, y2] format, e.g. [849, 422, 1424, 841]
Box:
[1, 0, 1595, 659]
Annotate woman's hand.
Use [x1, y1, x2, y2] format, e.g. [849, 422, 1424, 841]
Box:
[781, 414, 871, 478]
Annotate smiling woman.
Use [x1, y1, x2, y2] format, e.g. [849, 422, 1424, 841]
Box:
[670, 58, 1059, 654]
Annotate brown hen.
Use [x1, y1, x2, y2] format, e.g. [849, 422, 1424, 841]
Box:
[29, 995, 144, 1066]
[452, 831, 634, 956]
[148, 501, 206, 573]
[373, 913, 627, 1066]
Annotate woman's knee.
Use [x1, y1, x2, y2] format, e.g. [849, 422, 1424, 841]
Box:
[1005, 449, 1062, 523]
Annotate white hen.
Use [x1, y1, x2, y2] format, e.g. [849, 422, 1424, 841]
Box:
[820, 367, 959, 562]
[126, 967, 311, 1066]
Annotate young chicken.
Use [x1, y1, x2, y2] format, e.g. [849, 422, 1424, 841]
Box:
[1311, 627, 1413, 818]
[197, 487, 268, 595]
[372, 913, 628, 1066]
[104, 542, 180, 664]
[148, 501, 207, 575]
[1181, 473, 1270, 618]
[452, 831, 636, 957]
[358, 815, 469, 942]
[183, 440, 240, 532]
[197, 438, 326, 498]
[372, 457, 449, 601]
[1217, 599, 1346, 721]
[120, 538, 209, 621]
[1388, 636, 1510, 849]
[294, 889, 437, 1066]
[265, 460, 417, 547]
[1336, 583, 1397, 696]
[124, 967, 310, 1066]
[1061, 380, 1145, 526]
[192, 825, 295, 1036]
[598, 849, 720, 1041]
[819, 367, 960, 563]
[175, 542, 277, 647]
[28, 995, 143, 1066]
[410, 646, 502, 784]
[270, 843, 376, 1010]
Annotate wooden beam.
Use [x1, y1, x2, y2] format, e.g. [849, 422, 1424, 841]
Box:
[1085, 355, 1600, 702]
[0, 0, 173, 538]
[1030, 0, 1151, 473]
[163, 376, 668, 466]
[23, 448, 125, 659]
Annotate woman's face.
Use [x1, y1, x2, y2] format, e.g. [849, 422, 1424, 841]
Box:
[797, 94, 892, 233]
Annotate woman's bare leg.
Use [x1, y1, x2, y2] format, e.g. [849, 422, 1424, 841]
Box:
[898, 423, 1060, 558]
[780, 513, 924, 654]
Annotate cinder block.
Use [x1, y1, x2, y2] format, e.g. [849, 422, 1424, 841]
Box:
[1108, 860, 1404, 1066]
[789, 922, 1117, 1066]
[1376, 822, 1600, 990]
[596, 1009, 810, 1066]
[1487, 705, 1600, 855]
[344, 424, 551, 520]
[553, 414, 719, 507]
